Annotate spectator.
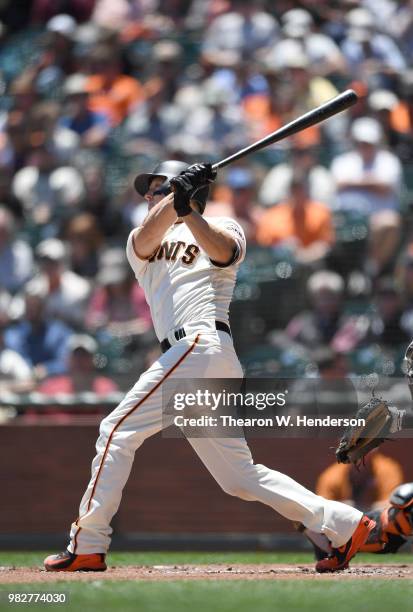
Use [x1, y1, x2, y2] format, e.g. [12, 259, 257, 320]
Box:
[79, 157, 122, 238]
[0, 206, 33, 294]
[278, 8, 347, 77]
[124, 77, 170, 147]
[256, 173, 335, 265]
[37, 334, 118, 396]
[287, 345, 358, 420]
[206, 167, 259, 242]
[85, 44, 144, 125]
[397, 248, 413, 317]
[64, 213, 103, 279]
[286, 271, 367, 351]
[262, 44, 342, 147]
[367, 277, 410, 348]
[28, 100, 79, 163]
[0, 164, 24, 220]
[259, 142, 334, 207]
[4, 283, 73, 382]
[32, 238, 91, 328]
[331, 117, 403, 276]
[31, 1, 95, 24]
[7, 74, 38, 116]
[59, 73, 111, 149]
[0, 323, 32, 384]
[341, 8, 406, 89]
[91, 0, 147, 31]
[165, 79, 247, 158]
[386, 0, 413, 59]
[266, 43, 338, 111]
[12, 140, 85, 237]
[39, 14, 77, 78]
[388, 71, 413, 162]
[202, 0, 280, 62]
[0, 111, 29, 173]
[0, 290, 34, 394]
[368, 89, 413, 164]
[148, 40, 183, 103]
[86, 261, 152, 338]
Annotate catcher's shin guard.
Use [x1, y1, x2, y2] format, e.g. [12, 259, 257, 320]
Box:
[360, 483, 413, 554]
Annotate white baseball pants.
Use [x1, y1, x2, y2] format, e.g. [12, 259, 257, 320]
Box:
[67, 322, 362, 554]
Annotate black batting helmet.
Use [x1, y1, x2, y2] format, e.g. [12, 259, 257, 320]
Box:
[133, 160, 209, 214]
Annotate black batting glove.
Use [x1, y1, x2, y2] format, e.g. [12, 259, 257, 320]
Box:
[180, 163, 217, 189]
[170, 174, 193, 217]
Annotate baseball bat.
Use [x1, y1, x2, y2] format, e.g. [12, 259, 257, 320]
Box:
[211, 89, 358, 171]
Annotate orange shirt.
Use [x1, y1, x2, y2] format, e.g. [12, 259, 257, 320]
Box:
[243, 94, 320, 146]
[316, 453, 404, 506]
[256, 200, 334, 247]
[86, 74, 144, 125]
[390, 101, 411, 134]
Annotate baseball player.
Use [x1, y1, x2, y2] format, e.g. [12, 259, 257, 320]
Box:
[44, 161, 375, 573]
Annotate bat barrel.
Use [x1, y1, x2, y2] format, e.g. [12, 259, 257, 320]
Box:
[212, 89, 358, 171]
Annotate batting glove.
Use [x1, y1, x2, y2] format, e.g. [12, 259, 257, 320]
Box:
[181, 163, 217, 188]
[170, 174, 193, 217]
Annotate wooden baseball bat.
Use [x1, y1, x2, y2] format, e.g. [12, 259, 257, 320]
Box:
[211, 89, 358, 171]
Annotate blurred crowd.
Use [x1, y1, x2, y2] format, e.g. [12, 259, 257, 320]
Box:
[0, 0, 412, 418]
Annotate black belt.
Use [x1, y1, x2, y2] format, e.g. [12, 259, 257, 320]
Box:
[160, 321, 231, 353]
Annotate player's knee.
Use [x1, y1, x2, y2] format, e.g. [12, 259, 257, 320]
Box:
[220, 478, 256, 501]
[99, 415, 116, 439]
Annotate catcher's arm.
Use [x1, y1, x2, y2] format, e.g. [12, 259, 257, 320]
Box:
[335, 397, 405, 465]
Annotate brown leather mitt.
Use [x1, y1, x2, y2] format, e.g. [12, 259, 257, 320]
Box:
[335, 397, 404, 465]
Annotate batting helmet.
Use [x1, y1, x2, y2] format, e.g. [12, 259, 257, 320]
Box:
[133, 160, 209, 213]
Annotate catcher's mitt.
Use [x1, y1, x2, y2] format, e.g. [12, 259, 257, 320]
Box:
[335, 397, 405, 465]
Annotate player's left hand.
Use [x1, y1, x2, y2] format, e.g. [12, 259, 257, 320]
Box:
[170, 174, 193, 217]
[181, 163, 217, 188]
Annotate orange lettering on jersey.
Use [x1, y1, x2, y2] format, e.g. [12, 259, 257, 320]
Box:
[182, 244, 200, 265]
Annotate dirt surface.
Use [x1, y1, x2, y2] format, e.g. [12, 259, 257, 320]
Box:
[0, 564, 412, 583]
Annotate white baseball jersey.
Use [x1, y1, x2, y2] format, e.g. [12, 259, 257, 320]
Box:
[126, 216, 246, 341]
